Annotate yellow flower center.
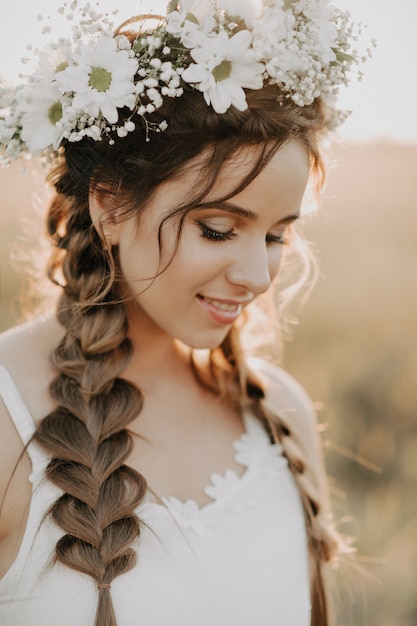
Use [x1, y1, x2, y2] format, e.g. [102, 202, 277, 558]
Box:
[212, 60, 232, 82]
[48, 101, 63, 125]
[89, 67, 112, 92]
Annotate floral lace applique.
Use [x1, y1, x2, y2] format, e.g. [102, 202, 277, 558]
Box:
[160, 497, 219, 535]
[160, 414, 288, 532]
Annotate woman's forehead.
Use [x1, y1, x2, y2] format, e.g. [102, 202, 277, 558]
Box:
[142, 139, 309, 221]
[161, 140, 308, 195]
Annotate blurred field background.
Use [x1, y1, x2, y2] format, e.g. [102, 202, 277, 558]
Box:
[285, 141, 417, 626]
[0, 140, 416, 625]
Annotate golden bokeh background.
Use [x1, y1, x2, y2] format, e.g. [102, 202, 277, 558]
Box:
[286, 141, 417, 625]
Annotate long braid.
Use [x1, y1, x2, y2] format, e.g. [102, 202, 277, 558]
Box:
[34, 193, 147, 626]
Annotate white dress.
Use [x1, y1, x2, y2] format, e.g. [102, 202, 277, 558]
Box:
[0, 363, 311, 626]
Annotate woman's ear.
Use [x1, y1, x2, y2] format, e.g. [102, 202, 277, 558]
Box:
[88, 189, 121, 246]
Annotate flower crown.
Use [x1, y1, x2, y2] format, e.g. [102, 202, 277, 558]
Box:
[0, 0, 373, 164]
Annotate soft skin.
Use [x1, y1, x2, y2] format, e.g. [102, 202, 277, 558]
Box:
[89, 139, 310, 350]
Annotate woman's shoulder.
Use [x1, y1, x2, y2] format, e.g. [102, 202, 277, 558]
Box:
[0, 314, 61, 369]
[246, 356, 326, 484]
[0, 315, 62, 423]
[246, 356, 317, 432]
[0, 314, 60, 357]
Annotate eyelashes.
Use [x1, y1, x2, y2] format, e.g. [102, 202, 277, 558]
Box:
[197, 221, 237, 242]
[196, 221, 288, 245]
[266, 234, 287, 245]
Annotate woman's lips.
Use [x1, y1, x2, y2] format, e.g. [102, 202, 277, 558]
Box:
[197, 295, 244, 325]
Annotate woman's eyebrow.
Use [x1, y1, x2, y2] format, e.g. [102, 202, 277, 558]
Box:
[274, 213, 300, 225]
[202, 202, 300, 225]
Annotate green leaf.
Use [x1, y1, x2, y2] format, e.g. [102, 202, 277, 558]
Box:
[133, 38, 146, 54]
[335, 50, 354, 63]
[185, 12, 200, 25]
[167, 0, 178, 13]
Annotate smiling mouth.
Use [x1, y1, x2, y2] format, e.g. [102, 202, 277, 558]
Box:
[196, 294, 245, 326]
[198, 295, 240, 312]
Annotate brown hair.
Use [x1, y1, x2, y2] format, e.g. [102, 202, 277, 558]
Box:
[33, 78, 338, 626]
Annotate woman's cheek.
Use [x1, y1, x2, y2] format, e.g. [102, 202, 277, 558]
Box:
[268, 247, 285, 282]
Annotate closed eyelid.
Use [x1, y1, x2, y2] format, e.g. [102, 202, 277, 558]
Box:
[195, 220, 235, 238]
[200, 218, 235, 230]
[193, 212, 236, 229]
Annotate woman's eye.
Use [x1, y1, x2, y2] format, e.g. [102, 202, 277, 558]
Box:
[266, 233, 287, 245]
[197, 221, 236, 242]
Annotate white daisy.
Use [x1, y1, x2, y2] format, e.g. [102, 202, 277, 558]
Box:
[176, 0, 216, 31]
[57, 35, 138, 125]
[218, 0, 263, 27]
[20, 82, 66, 152]
[166, 10, 203, 49]
[32, 41, 72, 83]
[181, 30, 264, 114]
[166, 0, 215, 48]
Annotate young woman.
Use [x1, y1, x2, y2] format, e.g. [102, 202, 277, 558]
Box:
[0, 2, 367, 625]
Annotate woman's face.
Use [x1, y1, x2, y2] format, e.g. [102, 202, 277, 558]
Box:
[103, 140, 310, 349]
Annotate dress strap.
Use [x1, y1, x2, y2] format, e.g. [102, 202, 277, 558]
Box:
[0, 362, 37, 445]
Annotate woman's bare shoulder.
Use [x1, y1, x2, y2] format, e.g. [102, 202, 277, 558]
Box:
[0, 315, 62, 422]
[0, 314, 61, 358]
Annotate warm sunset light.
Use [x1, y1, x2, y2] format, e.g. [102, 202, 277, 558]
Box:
[0, 0, 416, 142]
[0, 4, 416, 626]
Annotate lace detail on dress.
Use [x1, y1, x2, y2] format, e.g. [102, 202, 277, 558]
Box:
[158, 413, 288, 534]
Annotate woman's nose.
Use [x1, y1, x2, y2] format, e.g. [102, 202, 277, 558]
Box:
[226, 242, 276, 295]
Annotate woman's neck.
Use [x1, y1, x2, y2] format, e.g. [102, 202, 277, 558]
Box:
[123, 316, 193, 393]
